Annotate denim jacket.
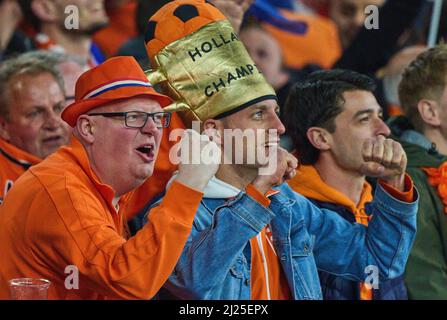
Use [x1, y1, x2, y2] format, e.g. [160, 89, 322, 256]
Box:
[155, 178, 418, 300]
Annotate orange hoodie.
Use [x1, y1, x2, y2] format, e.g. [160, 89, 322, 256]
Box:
[0, 137, 203, 300]
[288, 165, 414, 300]
[289, 165, 373, 299]
[288, 165, 372, 225]
[0, 138, 41, 205]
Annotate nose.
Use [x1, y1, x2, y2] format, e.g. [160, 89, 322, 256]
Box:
[271, 112, 286, 136]
[140, 115, 159, 135]
[44, 110, 63, 130]
[376, 118, 391, 137]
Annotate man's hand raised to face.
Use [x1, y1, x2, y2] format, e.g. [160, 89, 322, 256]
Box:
[360, 135, 407, 191]
[252, 147, 298, 194]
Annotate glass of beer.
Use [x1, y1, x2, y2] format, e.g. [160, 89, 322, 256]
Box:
[8, 278, 51, 300]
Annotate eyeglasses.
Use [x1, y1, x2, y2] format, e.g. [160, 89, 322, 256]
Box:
[88, 111, 171, 129]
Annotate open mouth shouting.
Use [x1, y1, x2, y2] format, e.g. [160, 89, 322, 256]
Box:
[135, 143, 155, 163]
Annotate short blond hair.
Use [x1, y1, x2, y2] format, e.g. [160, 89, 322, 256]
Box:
[399, 44, 447, 131]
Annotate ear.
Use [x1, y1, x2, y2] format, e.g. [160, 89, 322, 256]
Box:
[75, 115, 95, 144]
[417, 99, 441, 127]
[0, 116, 11, 141]
[306, 127, 331, 151]
[202, 119, 223, 146]
[31, 0, 60, 23]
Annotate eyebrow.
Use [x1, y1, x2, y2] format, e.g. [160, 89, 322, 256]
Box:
[253, 104, 280, 112]
[27, 101, 65, 111]
[28, 105, 46, 111]
[353, 108, 383, 119]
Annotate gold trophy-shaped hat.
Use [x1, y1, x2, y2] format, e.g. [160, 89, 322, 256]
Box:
[144, 0, 277, 125]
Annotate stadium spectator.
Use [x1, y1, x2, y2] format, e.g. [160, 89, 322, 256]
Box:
[388, 45, 447, 299]
[284, 69, 410, 300]
[18, 0, 108, 66]
[0, 56, 219, 299]
[0, 53, 71, 204]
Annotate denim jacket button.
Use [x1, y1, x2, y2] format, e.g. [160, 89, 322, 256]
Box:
[303, 245, 309, 252]
[245, 279, 250, 286]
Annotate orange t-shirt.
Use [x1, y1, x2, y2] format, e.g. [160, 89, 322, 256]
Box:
[0, 138, 41, 205]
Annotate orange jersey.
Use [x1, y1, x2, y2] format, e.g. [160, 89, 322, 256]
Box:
[0, 137, 203, 299]
[0, 138, 41, 205]
[262, 10, 341, 69]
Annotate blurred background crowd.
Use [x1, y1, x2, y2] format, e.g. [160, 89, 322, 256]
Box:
[0, 0, 443, 123]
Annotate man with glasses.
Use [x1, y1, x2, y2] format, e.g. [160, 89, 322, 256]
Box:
[0, 52, 72, 205]
[0, 56, 219, 299]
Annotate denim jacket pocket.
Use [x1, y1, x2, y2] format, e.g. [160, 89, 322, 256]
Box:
[290, 220, 314, 256]
[229, 256, 248, 279]
[290, 222, 321, 299]
[224, 255, 250, 299]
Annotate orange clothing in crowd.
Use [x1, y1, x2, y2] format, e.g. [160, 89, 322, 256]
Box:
[301, 0, 330, 17]
[93, 0, 138, 57]
[288, 165, 414, 300]
[388, 103, 404, 117]
[246, 185, 292, 300]
[0, 137, 203, 300]
[262, 9, 341, 69]
[0, 138, 41, 205]
[289, 165, 373, 226]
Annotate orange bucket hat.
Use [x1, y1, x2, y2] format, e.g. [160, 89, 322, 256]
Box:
[61, 56, 173, 127]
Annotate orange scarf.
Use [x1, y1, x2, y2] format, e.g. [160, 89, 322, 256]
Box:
[423, 162, 447, 214]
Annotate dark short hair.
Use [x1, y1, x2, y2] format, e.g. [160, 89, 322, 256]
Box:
[284, 69, 376, 165]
